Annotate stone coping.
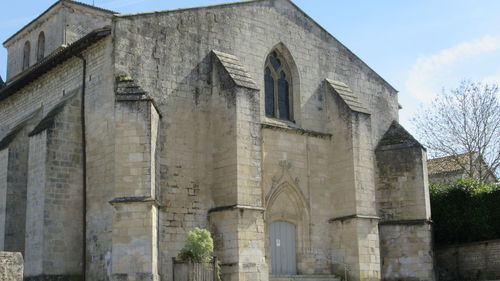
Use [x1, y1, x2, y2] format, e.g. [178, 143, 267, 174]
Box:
[379, 219, 432, 226]
[261, 122, 332, 139]
[328, 214, 380, 223]
[208, 204, 265, 214]
[109, 196, 159, 206]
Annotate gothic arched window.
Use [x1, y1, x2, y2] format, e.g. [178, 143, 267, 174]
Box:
[37, 32, 45, 62]
[23, 41, 31, 70]
[265, 51, 292, 121]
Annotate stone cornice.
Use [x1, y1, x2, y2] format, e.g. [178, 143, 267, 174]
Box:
[261, 122, 332, 139]
[328, 214, 380, 223]
[208, 204, 265, 214]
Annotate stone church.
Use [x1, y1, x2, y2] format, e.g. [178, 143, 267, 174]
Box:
[0, 0, 435, 280]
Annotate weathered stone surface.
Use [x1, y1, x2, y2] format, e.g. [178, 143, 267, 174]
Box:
[0, 251, 23, 281]
[0, 1, 434, 281]
[435, 239, 500, 281]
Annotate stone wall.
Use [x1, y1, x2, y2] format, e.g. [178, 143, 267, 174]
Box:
[435, 239, 500, 281]
[375, 123, 435, 281]
[113, 1, 399, 280]
[0, 36, 114, 280]
[0, 251, 23, 281]
[379, 223, 434, 281]
[4, 1, 112, 81]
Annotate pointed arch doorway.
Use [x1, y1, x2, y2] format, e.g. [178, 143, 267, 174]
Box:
[269, 221, 297, 275]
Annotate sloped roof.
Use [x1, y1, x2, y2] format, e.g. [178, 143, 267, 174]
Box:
[0, 27, 111, 101]
[0, 108, 41, 150]
[29, 92, 78, 137]
[325, 79, 370, 114]
[377, 121, 424, 150]
[212, 50, 258, 90]
[0, 76, 5, 89]
[427, 152, 476, 175]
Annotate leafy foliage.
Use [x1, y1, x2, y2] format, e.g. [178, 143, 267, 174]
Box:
[178, 227, 214, 263]
[431, 179, 500, 245]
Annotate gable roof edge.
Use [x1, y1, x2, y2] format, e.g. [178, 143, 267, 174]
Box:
[3, 0, 116, 46]
[281, 0, 398, 94]
[0, 27, 111, 101]
[115, 0, 398, 94]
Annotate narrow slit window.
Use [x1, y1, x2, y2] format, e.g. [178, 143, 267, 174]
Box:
[37, 32, 45, 62]
[23, 41, 31, 70]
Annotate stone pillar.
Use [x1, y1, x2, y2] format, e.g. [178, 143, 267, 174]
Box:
[24, 131, 48, 277]
[24, 93, 84, 280]
[375, 121, 435, 281]
[327, 102, 381, 281]
[325, 78, 384, 281]
[2, 128, 31, 255]
[209, 52, 268, 281]
[110, 85, 160, 281]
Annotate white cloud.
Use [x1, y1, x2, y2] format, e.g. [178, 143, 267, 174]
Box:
[405, 35, 500, 102]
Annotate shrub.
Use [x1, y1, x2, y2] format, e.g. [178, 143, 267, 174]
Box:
[178, 227, 214, 263]
[431, 179, 500, 245]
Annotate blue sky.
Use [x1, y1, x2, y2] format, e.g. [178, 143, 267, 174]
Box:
[1, 0, 500, 132]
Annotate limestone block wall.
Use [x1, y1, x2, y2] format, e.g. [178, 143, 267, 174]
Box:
[379, 223, 433, 281]
[5, 10, 64, 80]
[113, 0, 398, 149]
[24, 131, 47, 276]
[0, 36, 114, 280]
[262, 127, 333, 274]
[0, 251, 23, 281]
[206, 61, 267, 281]
[81, 38, 116, 280]
[375, 126, 435, 281]
[210, 71, 238, 208]
[435, 239, 500, 280]
[110, 97, 160, 281]
[376, 146, 431, 221]
[23, 92, 84, 279]
[0, 150, 8, 250]
[2, 125, 33, 255]
[110, 0, 400, 280]
[4, 1, 112, 81]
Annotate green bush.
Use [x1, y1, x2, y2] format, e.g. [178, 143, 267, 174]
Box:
[431, 179, 500, 245]
[178, 227, 214, 263]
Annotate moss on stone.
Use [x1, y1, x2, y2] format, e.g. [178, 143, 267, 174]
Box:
[115, 73, 133, 82]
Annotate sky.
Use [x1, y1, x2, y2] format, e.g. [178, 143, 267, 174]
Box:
[1, 0, 499, 133]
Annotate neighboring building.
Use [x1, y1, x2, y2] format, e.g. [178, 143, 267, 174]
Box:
[0, 1, 435, 281]
[428, 152, 498, 184]
[0, 76, 4, 89]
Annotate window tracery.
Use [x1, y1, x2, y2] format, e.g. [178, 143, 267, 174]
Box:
[265, 51, 292, 121]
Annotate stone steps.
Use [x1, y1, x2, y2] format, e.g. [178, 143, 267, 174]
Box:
[270, 275, 341, 281]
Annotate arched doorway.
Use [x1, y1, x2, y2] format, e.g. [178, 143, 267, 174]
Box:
[269, 221, 297, 275]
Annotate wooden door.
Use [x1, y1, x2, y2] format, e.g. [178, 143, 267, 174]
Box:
[269, 221, 297, 275]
